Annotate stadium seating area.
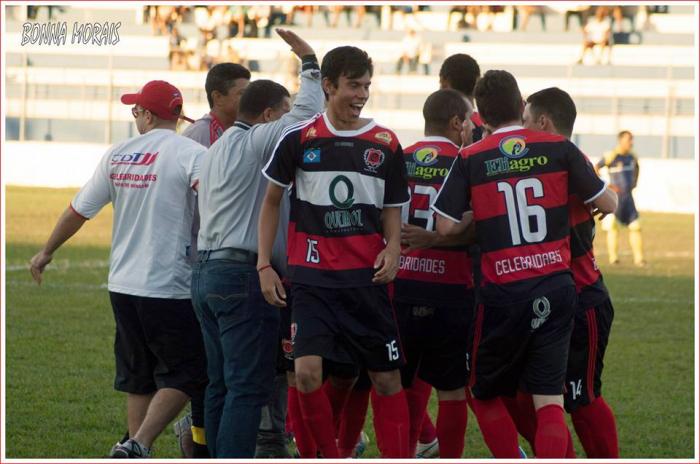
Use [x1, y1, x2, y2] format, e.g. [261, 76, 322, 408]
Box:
[4, 4, 695, 159]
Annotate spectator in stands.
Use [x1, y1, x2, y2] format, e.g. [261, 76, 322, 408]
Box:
[396, 28, 422, 74]
[596, 131, 645, 266]
[513, 5, 547, 31]
[562, 5, 591, 31]
[610, 5, 639, 32]
[577, 6, 612, 65]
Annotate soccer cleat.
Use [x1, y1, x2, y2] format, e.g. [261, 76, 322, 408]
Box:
[352, 431, 370, 458]
[519, 445, 528, 458]
[109, 439, 151, 458]
[416, 437, 439, 458]
[173, 413, 194, 458]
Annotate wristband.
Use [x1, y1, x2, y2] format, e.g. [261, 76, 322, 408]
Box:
[257, 264, 273, 273]
[301, 54, 319, 71]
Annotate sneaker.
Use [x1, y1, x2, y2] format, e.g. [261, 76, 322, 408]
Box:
[519, 445, 528, 458]
[352, 431, 370, 458]
[110, 439, 151, 458]
[416, 437, 439, 458]
[173, 413, 194, 458]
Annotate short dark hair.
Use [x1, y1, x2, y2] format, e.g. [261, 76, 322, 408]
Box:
[526, 87, 577, 138]
[321, 46, 374, 87]
[618, 130, 633, 139]
[423, 89, 468, 134]
[439, 54, 480, 98]
[473, 70, 522, 128]
[238, 80, 290, 120]
[205, 63, 251, 108]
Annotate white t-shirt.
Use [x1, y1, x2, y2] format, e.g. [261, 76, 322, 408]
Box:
[72, 128, 205, 299]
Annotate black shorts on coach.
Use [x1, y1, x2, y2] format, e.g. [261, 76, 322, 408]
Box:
[110, 292, 207, 397]
[564, 298, 614, 412]
[396, 296, 474, 392]
[291, 283, 404, 372]
[469, 284, 576, 400]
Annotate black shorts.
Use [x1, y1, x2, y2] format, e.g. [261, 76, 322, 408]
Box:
[469, 285, 576, 399]
[291, 284, 404, 372]
[564, 298, 615, 412]
[280, 304, 360, 379]
[109, 292, 207, 397]
[396, 297, 474, 391]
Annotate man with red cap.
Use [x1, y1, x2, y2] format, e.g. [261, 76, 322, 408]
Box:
[29, 80, 208, 458]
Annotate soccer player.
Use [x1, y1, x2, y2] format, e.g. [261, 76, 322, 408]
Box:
[396, 89, 475, 458]
[29, 80, 207, 458]
[193, 29, 324, 458]
[432, 70, 617, 458]
[257, 45, 411, 458]
[439, 53, 484, 144]
[596, 130, 645, 266]
[523, 87, 620, 458]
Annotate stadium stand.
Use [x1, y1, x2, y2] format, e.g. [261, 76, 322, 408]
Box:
[4, 4, 695, 160]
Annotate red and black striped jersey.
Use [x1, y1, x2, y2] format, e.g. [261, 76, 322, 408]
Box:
[263, 112, 410, 288]
[568, 196, 609, 307]
[433, 126, 606, 303]
[470, 112, 484, 145]
[395, 137, 473, 307]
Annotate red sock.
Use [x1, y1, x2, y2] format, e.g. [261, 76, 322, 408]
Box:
[420, 414, 437, 443]
[471, 397, 520, 458]
[298, 387, 339, 458]
[437, 399, 467, 458]
[571, 396, 619, 458]
[287, 387, 317, 458]
[535, 404, 569, 458]
[566, 428, 577, 458]
[322, 380, 352, 433]
[405, 379, 432, 455]
[337, 387, 370, 458]
[510, 391, 537, 454]
[371, 389, 411, 458]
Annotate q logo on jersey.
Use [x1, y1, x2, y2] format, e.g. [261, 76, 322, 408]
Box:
[413, 146, 440, 166]
[499, 136, 529, 159]
[329, 175, 355, 209]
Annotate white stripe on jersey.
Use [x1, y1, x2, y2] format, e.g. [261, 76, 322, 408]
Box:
[295, 170, 386, 209]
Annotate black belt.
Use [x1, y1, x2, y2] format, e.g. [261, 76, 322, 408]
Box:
[198, 247, 257, 264]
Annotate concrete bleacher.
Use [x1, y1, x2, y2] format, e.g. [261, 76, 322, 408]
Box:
[4, 4, 696, 159]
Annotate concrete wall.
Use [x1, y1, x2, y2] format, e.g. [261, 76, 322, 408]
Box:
[4, 141, 696, 214]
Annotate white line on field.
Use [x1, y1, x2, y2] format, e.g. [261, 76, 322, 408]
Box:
[5, 259, 109, 272]
[6, 280, 108, 291]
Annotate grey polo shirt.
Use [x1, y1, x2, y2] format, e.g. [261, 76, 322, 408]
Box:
[182, 114, 215, 148]
[197, 65, 324, 273]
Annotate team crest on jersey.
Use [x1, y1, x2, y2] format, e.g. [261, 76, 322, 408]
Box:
[363, 148, 385, 173]
[499, 136, 529, 159]
[303, 148, 321, 163]
[111, 152, 158, 166]
[306, 126, 317, 139]
[413, 146, 440, 166]
[374, 131, 393, 144]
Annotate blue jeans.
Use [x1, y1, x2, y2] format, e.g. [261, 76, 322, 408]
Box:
[191, 259, 279, 458]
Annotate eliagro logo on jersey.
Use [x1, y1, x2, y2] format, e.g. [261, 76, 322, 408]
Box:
[111, 152, 158, 166]
[406, 146, 449, 180]
[484, 138, 548, 176]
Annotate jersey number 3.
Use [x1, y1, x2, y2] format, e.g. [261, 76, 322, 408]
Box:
[497, 178, 547, 246]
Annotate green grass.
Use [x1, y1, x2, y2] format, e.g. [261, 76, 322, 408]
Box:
[4, 185, 696, 458]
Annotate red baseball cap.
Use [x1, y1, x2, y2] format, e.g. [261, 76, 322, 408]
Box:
[120, 80, 183, 121]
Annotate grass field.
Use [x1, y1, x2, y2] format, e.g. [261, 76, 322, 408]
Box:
[4, 185, 696, 458]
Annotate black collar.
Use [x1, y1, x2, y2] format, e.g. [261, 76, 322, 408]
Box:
[233, 121, 252, 130]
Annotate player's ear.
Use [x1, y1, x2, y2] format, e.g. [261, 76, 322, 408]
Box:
[322, 77, 335, 97]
